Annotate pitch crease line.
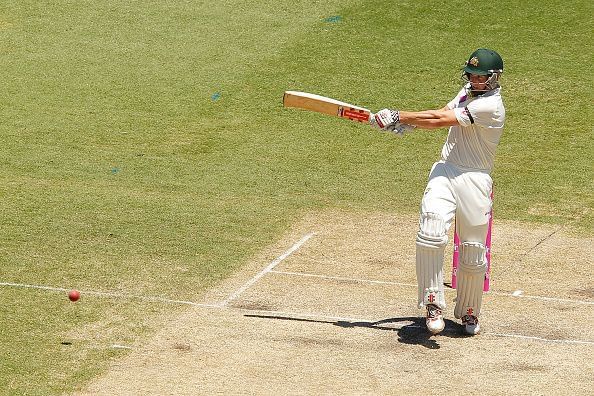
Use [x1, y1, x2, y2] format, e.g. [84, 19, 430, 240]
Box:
[0, 282, 220, 308]
[4, 281, 591, 346]
[219, 232, 315, 306]
[269, 270, 594, 306]
[486, 332, 594, 346]
[0, 282, 69, 292]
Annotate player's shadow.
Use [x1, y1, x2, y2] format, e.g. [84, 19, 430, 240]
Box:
[334, 316, 468, 350]
[244, 314, 467, 350]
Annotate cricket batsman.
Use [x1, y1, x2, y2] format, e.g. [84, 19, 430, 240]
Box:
[371, 48, 505, 335]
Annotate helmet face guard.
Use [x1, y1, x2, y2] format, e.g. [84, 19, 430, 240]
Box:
[461, 70, 502, 91]
[461, 48, 503, 94]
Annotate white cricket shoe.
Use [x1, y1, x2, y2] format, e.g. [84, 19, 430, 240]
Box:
[425, 304, 445, 335]
[462, 315, 480, 335]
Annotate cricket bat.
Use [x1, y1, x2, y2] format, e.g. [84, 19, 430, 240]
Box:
[283, 91, 371, 123]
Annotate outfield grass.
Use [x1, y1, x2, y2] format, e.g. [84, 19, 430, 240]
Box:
[0, 0, 592, 393]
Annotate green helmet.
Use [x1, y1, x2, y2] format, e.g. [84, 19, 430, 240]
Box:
[463, 48, 503, 75]
[462, 48, 503, 93]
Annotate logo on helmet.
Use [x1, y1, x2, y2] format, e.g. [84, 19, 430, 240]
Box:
[469, 56, 479, 67]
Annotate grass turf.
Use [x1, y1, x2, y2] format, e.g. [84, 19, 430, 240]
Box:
[0, 0, 592, 393]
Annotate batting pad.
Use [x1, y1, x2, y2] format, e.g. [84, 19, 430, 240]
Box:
[416, 212, 448, 309]
[416, 243, 446, 309]
[454, 242, 487, 319]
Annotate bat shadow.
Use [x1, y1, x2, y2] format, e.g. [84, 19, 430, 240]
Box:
[244, 313, 468, 350]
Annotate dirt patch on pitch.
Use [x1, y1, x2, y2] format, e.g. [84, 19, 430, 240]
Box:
[77, 210, 594, 395]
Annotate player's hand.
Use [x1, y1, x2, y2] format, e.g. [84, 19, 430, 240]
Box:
[374, 108, 400, 130]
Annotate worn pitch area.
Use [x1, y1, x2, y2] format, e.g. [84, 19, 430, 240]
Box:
[79, 211, 594, 395]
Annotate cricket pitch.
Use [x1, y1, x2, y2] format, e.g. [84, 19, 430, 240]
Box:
[77, 210, 594, 395]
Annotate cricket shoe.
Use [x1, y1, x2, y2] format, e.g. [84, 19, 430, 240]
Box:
[425, 304, 445, 335]
[462, 315, 480, 335]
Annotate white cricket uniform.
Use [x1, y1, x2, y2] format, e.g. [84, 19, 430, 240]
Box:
[422, 86, 505, 242]
[415, 86, 505, 314]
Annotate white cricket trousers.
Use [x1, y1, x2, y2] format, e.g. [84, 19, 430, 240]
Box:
[421, 161, 493, 244]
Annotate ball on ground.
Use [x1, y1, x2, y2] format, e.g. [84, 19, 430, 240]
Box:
[68, 289, 80, 302]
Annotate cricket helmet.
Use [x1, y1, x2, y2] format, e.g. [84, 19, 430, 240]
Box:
[462, 48, 503, 92]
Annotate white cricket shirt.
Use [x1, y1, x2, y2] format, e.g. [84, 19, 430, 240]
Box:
[442, 86, 505, 173]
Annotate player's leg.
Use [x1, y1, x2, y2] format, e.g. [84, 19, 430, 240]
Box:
[453, 171, 493, 335]
[455, 241, 488, 334]
[416, 162, 456, 334]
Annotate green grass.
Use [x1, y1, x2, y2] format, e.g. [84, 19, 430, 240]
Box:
[0, 0, 592, 393]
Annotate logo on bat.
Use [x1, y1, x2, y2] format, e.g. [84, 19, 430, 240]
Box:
[338, 106, 369, 122]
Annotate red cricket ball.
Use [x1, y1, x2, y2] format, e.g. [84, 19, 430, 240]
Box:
[68, 289, 80, 302]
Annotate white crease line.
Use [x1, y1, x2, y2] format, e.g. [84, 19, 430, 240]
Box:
[111, 344, 133, 350]
[3, 281, 592, 346]
[0, 282, 69, 293]
[269, 270, 594, 306]
[0, 282, 219, 308]
[486, 332, 594, 346]
[220, 232, 315, 306]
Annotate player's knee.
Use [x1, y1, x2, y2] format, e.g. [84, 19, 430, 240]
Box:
[416, 212, 448, 248]
[459, 242, 487, 273]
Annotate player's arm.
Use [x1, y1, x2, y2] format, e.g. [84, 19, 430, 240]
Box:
[372, 106, 459, 131]
[398, 108, 459, 129]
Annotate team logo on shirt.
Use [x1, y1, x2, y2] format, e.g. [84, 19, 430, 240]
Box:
[469, 56, 479, 67]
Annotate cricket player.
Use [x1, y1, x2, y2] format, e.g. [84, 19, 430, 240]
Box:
[371, 48, 505, 335]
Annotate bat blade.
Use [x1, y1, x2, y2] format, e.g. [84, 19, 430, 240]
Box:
[283, 91, 371, 123]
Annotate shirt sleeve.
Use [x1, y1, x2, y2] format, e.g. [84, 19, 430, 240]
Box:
[453, 106, 474, 126]
[446, 88, 467, 110]
[454, 96, 504, 128]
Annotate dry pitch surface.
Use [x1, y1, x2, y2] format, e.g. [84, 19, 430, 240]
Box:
[79, 211, 594, 395]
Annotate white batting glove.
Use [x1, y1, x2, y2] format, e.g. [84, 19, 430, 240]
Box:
[373, 108, 400, 130]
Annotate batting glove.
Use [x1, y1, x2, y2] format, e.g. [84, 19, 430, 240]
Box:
[374, 108, 400, 130]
